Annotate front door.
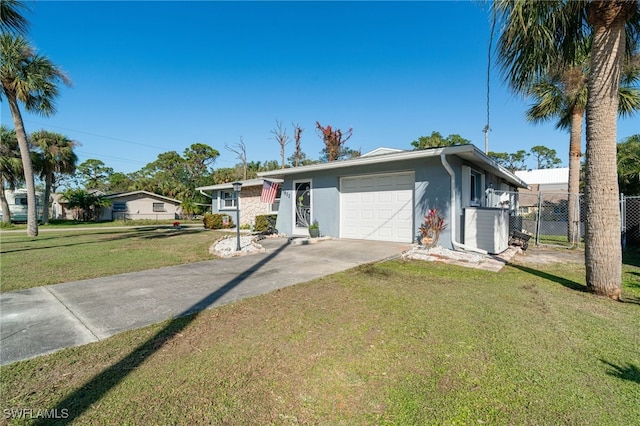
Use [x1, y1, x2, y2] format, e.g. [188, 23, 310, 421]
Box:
[293, 180, 311, 235]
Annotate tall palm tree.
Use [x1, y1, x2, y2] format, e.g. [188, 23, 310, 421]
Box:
[0, 124, 23, 222]
[31, 130, 78, 224]
[496, 0, 639, 299]
[0, 34, 70, 236]
[0, 0, 30, 35]
[525, 51, 640, 245]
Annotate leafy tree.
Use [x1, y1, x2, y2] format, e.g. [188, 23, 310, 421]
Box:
[1, 34, 71, 236]
[316, 122, 353, 161]
[488, 150, 530, 173]
[77, 159, 114, 191]
[530, 145, 562, 169]
[107, 172, 134, 193]
[618, 134, 640, 195]
[319, 146, 361, 162]
[524, 45, 639, 243]
[183, 143, 219, 183]
[0, 0, 30, 35]
[495, 0, 639, 299]
[287, 150, 317, 167]
[0, 125, 23, 222]
[61, 188, 111, 222]
[410, 131, 470, 150]
[30, 130, 78, 224]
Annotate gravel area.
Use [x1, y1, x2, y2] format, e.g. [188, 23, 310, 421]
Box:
[209, 235, 266, 257]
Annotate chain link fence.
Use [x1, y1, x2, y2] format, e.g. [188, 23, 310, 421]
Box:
[488, 190, 639, 249]
[622, 195, 640, 248]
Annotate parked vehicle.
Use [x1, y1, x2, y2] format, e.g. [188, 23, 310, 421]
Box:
[0, 189, 44, 223]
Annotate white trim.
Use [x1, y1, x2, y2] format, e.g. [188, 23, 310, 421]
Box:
[218, 189, 236, 210]
[259, 144, 528, 189]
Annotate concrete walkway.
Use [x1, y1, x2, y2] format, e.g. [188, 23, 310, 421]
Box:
[0, 238, 410, 366]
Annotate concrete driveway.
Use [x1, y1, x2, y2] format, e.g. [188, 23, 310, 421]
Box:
[0, 238, 409, 365]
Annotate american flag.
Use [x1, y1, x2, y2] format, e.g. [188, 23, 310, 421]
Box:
[260, 180, 280, 204]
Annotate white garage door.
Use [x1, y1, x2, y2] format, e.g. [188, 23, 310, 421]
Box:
[340, 172, 414, 242]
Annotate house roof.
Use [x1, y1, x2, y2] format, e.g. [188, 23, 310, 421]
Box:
[196, 177, 283, 192]
[259, 145, 529, 189]
[106, 190, 181, 204]
[515, 168, 569, 185]
[361, 147, 404, 157]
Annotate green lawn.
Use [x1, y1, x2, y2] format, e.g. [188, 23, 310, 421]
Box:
[0, 226, 230, 292]
[1, 241, 639, 425]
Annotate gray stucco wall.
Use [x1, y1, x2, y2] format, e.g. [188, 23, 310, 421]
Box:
[274, 154, 514, 247]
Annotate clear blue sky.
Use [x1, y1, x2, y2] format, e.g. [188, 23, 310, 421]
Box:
[3, 1, 638, 175]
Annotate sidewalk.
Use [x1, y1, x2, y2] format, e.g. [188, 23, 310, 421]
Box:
[0, 238, 409, 365]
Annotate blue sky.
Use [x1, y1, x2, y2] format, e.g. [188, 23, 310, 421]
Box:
[4, 1, 638, 175]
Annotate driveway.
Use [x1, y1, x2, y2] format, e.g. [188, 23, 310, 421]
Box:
[0, 238, 409, 365]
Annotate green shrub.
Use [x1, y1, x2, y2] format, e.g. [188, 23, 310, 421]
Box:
[0, 221, 15, 229]
[203, 213, 234, 230]
[254, 214, 277, 232]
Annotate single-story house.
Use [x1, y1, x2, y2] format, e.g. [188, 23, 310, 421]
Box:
[196, 178, 284, 227]
[258, 145, 529, 254]
[513, 167, 570, 215]
[99, 191, 182, 221]
[514, 167, 569, 193]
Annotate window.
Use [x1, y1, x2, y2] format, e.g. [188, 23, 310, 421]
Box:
[113, 202, 127, 211]
[268, 186, 282, 213]
[462, 166, 485, 207]
[219, 190, 236, 209]
[153, 202, 165, 212]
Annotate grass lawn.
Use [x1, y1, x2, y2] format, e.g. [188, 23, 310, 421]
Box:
[1, 242, 639, 425]
[0, 226, 231, 292]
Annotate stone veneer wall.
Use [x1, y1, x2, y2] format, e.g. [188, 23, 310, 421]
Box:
[239, 186, 272, 227]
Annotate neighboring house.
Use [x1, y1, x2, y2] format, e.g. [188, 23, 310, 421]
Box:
[514, 167, 569, 193]
[258, 145, 528, 254]
[98, 191, 182, 221]
[196, 178, 283, 227]
[0, 189, 44, 222]
[514, 167, 570, 214]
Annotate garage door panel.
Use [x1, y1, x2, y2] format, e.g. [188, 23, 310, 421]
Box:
[341, 172, 414, 243]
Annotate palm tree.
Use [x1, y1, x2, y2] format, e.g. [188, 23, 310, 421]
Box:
[0, 34, 70, 236]
[495, 0, 639, 299]
[617, 134, 640, 195]
[31, 130, 78, 224]
[525, 51, 640, 245]
[0, 124, 23, 222]
[0, 0, 30, 35]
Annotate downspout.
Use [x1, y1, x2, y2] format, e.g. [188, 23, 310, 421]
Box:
[440, 153, 488, 255]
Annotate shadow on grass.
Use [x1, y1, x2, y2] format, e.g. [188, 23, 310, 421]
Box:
[623, 246, 640, 267]
[509, 264, 586, 292]
[0, 228, 206, 254]
[35, 240, 290, 425]
[600, 360, 640, 384]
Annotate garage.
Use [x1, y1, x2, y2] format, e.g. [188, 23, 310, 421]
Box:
[340, 172, 414, 242]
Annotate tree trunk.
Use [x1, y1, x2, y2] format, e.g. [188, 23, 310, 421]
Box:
[584, 1, 632, 300]
[0, 179, 11, 223]
[43, 171, 52, 224]
[567, 109, 583, 245]
[7, 94, 38, 237]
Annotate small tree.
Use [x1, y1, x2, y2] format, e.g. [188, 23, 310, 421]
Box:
[315, 122, 353, 162]
[62, 188, 111, 222]
[411, 131, 470, 150]
[530, 145, 562, 169]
